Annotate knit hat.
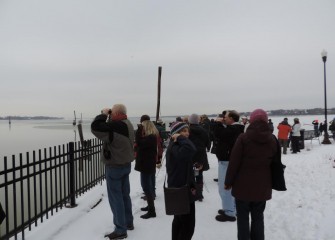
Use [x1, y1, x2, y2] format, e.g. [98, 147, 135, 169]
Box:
[188, 114, 199, 125]
[140, 114, 150, 123]
[249, 109, 268, 123]
[176, 116, 182, 122]
[170, 122, 189, 135]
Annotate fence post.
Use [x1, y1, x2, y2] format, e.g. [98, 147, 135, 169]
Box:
[68, 142, 77, 208]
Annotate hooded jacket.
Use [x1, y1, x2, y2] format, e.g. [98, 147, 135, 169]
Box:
[225, 120, 278, 201]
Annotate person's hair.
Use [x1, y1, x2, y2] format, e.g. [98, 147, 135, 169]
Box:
[227, 110, 240, 122]
[112, 104, 127, 114]
[142, 120, 159, 136]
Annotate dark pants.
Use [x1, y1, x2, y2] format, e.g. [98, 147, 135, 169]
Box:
[195, 170, 204, 200]
[195, 170, 203, 184]
[172, 202, 195, 240]
[291, 136, 300, 153]
[278, 139, 288, 154]
[141, 172, 156, 198]
[236, 200, 266, 240]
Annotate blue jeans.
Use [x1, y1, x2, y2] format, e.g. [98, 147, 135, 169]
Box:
[218, 161, 236, 217]
[141, 172, 155, 198]
[105, 164, 133, 234]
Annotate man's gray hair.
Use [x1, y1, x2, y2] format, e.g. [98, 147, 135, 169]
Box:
[113, 104, 127, 114]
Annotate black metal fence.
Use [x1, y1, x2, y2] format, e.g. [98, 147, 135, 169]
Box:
[0, 138, 105, 240]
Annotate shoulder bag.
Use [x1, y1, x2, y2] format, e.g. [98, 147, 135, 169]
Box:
[271, 136, 287, 191]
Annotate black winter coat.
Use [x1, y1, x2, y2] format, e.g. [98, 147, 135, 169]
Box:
[166, 136, 196, 190]
[189, 124, 210, 171]
[135, 134, 157, 174]
[214, 123, 245, 161]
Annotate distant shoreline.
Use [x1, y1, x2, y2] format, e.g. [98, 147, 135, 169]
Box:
[1, 107, 335, 120]
[164, 107, 335, 118]
[0, 116, 64, 120]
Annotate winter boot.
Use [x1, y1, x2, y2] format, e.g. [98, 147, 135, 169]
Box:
[140, 206, 149, 211]
[140, 196, 156, 219]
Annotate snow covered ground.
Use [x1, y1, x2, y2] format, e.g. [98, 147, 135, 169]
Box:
[16, 134, 335, 240]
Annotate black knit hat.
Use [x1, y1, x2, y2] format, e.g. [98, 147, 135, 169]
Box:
[140, 115, 150, 123]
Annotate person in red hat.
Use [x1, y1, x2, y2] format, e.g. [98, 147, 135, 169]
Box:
[312, 120, 319, 137]
[225, 108, 279, 240]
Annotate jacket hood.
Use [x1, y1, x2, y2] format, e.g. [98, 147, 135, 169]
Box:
[189, 124, 203, 135]
[246, 120, 273, 144]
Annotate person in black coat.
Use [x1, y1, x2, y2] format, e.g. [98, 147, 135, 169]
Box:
[135, 120, 160, 219]
[312, 120, 319, 137]
[166, 122, 197, 240]
[188, 113, 211, 201]
[214, 110, 244, 222]
[268, 119, 274, 133]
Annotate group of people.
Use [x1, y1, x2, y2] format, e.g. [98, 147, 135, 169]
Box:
[277, 117, 302, 154]
[277, 116, 335, 154]
[168, 109, 280, 240]
[315, 118, 335, 140]
[91, 103, 283, 240]
[318, 117, 335, 140]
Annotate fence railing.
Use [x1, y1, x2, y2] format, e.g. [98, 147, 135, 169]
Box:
[0, 138, 104, 240]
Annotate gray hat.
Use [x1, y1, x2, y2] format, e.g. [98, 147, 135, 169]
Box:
[188, 114, 199, 125]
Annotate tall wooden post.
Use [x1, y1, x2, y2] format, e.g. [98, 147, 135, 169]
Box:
[156, 66, 162, 123]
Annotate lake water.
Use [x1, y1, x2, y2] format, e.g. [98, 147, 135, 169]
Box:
[1, 114, 330, 160]
[0, 116, 177, 160]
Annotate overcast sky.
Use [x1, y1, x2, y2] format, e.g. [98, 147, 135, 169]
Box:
[1, 0, 334, 119]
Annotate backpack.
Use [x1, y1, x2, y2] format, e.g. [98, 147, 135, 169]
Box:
[329, 122, 335, 131]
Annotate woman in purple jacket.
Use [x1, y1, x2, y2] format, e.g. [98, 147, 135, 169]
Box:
[224, 109, 278, 240]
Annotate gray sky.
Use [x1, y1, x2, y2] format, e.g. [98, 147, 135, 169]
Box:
[1, 0, 335, 119]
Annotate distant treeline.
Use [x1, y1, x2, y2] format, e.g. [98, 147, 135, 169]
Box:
[165, 107, 335, 119]
[240, 108, 335, 117]
[0, 116, 64, 120]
